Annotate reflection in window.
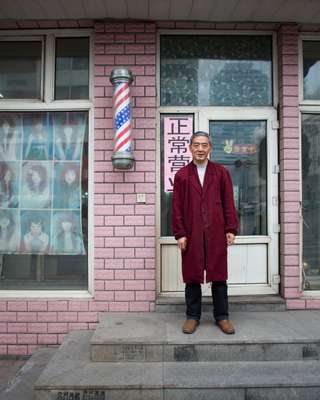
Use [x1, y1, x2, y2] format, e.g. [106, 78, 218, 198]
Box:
[160, 35, 273, 106]
[0, 41, 42, 99]
[210, 121, 267, 236]
[303, 41, 320, 101]
[302, 114, 320, 290]
[0, 111, 88, 290]
[55, 37, 89, 100]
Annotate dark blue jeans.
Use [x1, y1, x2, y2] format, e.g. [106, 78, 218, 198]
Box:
[185, 281, 229, 322]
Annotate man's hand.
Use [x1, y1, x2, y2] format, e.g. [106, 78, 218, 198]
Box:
[177, 237, 187, 252]
[226, 232, 235, 246]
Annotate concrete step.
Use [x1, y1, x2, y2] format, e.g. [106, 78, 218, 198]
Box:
[90, 311, 320, 362]
[34, 330, 320, 400]
[155, 295, 286, 313]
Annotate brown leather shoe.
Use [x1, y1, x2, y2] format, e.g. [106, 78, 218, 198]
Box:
[216, 319, 235, 334]
[182, 319, 199, 334]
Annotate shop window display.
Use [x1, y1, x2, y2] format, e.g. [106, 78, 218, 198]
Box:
[0, 111, 88, 290]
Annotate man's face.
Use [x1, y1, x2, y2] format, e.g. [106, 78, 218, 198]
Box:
[189, 135, 211, 164]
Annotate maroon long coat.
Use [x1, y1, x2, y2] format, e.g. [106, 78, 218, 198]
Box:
[172, 161, 238, 283]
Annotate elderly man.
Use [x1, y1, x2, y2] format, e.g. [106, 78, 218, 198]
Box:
[172, 131, 239, 334]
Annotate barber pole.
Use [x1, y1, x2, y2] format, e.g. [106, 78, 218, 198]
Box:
[110, 68, 135, 169]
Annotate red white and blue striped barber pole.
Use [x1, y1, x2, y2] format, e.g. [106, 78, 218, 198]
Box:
[110, 68, 135, 169]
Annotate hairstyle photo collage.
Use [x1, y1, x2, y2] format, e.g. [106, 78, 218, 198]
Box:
[0, 111, 87, 255]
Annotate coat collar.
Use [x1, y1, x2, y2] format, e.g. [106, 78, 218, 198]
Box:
[188, 161, 215, 196]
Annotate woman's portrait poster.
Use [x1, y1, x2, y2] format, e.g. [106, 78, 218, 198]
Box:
[20, 210, 50, 254]
[53, 111, 87, 161]
[53, 162, 81, 209]
[0, 209, 20, 253]
[0, 162, 20, 208]
[22, 113, 53, 161]
[52, 210, 85, 255]
[20, 161, 51, 209]
[0, 113, 22, 161]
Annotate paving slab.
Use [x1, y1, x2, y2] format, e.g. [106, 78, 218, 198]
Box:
[0, 348, 55, 400]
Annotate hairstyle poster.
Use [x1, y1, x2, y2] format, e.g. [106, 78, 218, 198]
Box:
[22, 113, 53, 161]
[21, 210, 51, 254]
[21, 161, 52, 209]
[0, 209, 20, 253]
[0, 161, 20, 208]
[53, 162, 81, 209]
[0, 111, 87, 256]
[52, 211, 85, 255]
[0, 113, 23, 162]
[53, 112, 86, 161]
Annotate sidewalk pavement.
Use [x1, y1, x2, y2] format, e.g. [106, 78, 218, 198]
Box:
[0, 348, 55, 400]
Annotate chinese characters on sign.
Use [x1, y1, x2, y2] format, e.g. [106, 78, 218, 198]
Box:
[223, 139, 257, 155]
[164, 116, 193, 192]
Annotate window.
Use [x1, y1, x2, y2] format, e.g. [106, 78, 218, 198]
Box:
[55, 37, 90, 100]
[160, 35, 273, 107]
[301, 38, 320, 292]
[301, 114, 320, 291]
[209, 121, 267, 236]
[0, 41, 42, 100]
[0, 32, 92, 293]
[303, 41, 320, 101]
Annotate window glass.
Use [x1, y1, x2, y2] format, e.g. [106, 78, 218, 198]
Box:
[55, 37, 89, 100]
[303, 41, 320, 101]
[0, 111, 88, 290]
[209, 121, 267, 236]
[160, 35, 273, 107]
[302, 114, 320, 290]
[0, 41, 42, 99]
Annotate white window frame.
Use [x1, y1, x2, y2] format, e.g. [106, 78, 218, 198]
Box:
[299, 34, 320, 297]
[0, 29, 94, 299]
[156, 30, 279, 297]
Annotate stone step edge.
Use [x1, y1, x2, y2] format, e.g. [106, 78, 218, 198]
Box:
[34, 332, 320, 391]
[90, 338, 320, 345]
[34, 360, 320, 390]
[156, 295, 285, 305]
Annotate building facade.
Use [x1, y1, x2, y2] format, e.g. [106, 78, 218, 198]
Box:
[1, 0, 320, 355]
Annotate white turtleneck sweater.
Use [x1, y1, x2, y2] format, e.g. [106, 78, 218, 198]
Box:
[195, 161, 208, 187]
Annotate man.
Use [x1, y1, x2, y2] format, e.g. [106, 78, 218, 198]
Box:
[172, 131, 238, 335]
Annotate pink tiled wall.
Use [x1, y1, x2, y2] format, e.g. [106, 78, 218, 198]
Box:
[0, 20, 156, 356]
[278, 24, 306, 309]
[93, 21, 156, 312]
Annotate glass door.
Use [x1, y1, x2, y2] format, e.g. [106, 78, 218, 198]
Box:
[200, 109, 279, 295]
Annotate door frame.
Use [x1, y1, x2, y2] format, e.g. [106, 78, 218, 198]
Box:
[156, 107, 280, 296]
